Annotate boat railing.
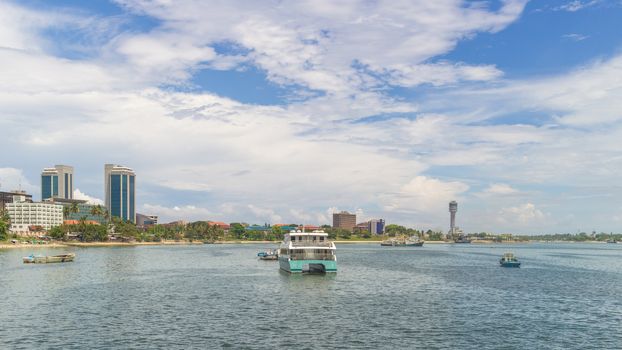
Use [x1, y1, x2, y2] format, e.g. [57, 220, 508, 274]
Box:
[289, 253, 336, 261]
[290, 241, 333, 248]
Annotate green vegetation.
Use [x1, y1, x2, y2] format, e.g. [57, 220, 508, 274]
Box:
[0, 208, 10, 241]
[514, 232, 622, 242]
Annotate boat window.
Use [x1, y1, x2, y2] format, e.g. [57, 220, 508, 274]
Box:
[319, 237, 324, 242]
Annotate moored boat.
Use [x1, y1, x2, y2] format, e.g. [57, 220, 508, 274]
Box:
[278, 230, 337, 273]
[381, 236, 424, 247]
[499, 252, 520, 268]
[257, 249, 278, 260]
[23, 253, 75, 264]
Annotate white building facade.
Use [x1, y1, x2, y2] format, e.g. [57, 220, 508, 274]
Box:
[6, 202, 63, 235]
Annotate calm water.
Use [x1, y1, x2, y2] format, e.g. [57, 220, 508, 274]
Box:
[1, 243, 621, 349]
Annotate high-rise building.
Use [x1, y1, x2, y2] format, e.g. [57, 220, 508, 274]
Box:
[105, 164, 136, 223]
[449, 200, 457, 232]
[41, 165, 74, 200]
[369, 219, 385, 235]
[332, 211, 356, 232]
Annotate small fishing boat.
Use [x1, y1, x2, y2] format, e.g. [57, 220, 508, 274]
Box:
[23, 253, 75, 264]
[257, 249, 278, 260]
[499, 252, 520, 268]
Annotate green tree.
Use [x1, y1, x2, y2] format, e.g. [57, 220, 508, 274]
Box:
[0, 220, 8, 241]
[63, 206, 71, 220]
[230, 223, 246, 240]
[49, 225, 66, 240]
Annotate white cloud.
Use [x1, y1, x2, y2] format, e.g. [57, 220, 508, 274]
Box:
[498, 203, 546, 225]
[383, 176, 469, 214]
[73, 188, 104, 205]
[479, 184, 520, 197]
[0, 168, 36, 194]
[141, 203, 215, 223]
[563, 33, 589, 41]
[555, 0, 600, 12]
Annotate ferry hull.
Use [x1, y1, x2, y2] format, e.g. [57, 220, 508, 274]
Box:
[279, 257, 337, 273]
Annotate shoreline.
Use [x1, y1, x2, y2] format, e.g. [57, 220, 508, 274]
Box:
[1, 239, 615, 250]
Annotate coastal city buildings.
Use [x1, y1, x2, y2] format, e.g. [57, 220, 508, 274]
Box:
[333, 211, 356, 232]
[41, 165, 74, 200]
[44, 198, 107, 225]
[354, 219, 385, 235]
[104, 164, 136, 223]
[0, 190, 33, 210]
[136, 213, 158, 226]
[6, 201, 63, 235]
[368, 219, 385, 235]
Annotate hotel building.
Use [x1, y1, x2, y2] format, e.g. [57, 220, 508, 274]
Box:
[105, 164, 136, 223]
[332, 211, 357, 232]
[41, 165, 74, 200]
[6, 201, 63, 235]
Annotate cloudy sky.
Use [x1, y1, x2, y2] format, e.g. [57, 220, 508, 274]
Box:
[1, 0, 621, 234]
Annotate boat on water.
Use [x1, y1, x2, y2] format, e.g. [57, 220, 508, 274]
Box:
[23, 253, 75, 264]
[454, 235, 471, 244]
[606, 239, 618, 244]
[257, 249, 278, 260]
[278, 230, 337, 273]
[499, 252, 520, 268]
[381, 236, 424, 247]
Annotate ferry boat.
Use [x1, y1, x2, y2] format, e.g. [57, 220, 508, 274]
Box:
[499, 252, 521, 268]
[278, 230, 337, 273]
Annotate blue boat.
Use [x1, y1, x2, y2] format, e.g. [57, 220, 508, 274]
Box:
[257, 249, 278, 260]
[500, 252, 521, 268]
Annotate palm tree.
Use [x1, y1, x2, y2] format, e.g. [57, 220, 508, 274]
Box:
[90, 204, 104, 220]
[63, 206, 70, 220]
[70, 203, 80, 217]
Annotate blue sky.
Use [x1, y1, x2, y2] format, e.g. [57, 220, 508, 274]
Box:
[1, 0, 622, 234]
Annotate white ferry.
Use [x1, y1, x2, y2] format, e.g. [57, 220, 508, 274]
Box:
[278, 230, 337, 273]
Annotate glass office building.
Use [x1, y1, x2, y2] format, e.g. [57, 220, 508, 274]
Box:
[105, 164, 136, 223]
[41, 165, 73, 200]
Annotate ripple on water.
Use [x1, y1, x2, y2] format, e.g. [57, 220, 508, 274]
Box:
[0, 243, 620, 349]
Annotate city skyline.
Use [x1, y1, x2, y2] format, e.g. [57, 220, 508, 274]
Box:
[1, 1, 622, 233]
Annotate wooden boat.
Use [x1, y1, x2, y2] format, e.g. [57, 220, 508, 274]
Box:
[23, 253, 75, 264]
[499, 252, 520, 268]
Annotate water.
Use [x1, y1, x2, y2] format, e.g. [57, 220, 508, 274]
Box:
[1, 243, 621, 349]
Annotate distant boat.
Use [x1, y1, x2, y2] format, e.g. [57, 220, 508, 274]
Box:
[23, 253, 75, 264]
[499, 252, 520, 268]
[454, 236, 471, 244]
[606, 239, 617, 244]
[381, 237, 424, 247]
[257, 249, 278, 260]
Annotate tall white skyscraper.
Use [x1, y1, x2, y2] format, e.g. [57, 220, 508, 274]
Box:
[105, 164, 136, 223]
[41, 165, 74, 200]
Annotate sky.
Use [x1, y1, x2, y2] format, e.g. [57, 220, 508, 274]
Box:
[1, 0, 622, 234]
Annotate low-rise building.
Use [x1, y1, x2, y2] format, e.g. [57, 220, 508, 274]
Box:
[0, 190, 33, 209]
[43, 198, 107, 225]
[136, 213, 158, 226]
[6, 202, 63, 235]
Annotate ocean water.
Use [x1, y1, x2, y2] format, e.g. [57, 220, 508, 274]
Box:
[0, 243, 620, 349]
